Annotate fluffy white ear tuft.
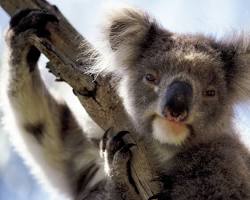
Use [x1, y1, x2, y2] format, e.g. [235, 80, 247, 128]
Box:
[103, 7, 153, 51]
[87, 7, 157, 77]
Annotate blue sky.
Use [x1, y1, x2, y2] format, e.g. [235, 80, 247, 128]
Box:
[1, 0, 250, 199]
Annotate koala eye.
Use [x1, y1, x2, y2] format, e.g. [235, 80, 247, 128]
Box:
[144, 73, 159, 85]
[204, 89, 216, 97]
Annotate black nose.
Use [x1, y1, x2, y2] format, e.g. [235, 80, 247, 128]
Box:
[162, 81, 193, 121]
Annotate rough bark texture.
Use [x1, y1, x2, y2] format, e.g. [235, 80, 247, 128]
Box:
[0, 0, 160, 199]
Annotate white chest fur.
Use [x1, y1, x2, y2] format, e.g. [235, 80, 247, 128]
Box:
[152, 117, 190, 145]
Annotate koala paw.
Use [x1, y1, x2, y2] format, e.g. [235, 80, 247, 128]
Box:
[101, 128, 139, 191]
[9, 8, 58, 37]
[101, 129, 133, 175]
[6, 9, 58, 71]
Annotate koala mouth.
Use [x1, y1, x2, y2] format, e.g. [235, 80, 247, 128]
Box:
[165, 109, 188, 123]
[152, 115, 190, 145]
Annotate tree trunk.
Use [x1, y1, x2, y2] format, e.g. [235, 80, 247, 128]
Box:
[0, 0, 160, 199]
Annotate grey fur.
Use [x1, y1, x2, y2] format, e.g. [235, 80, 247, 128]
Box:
[94, 7, 250, 200]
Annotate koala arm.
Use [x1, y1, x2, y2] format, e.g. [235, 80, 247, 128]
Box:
[3, 10, 106, 199]
[3, 9, 143, 200]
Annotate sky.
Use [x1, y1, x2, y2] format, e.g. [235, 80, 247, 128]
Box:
[1, 0, 250, 199]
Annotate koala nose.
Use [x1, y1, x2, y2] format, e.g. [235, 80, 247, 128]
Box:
[162, 81, 193, 122]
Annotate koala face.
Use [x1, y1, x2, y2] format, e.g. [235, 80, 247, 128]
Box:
[95, 8, 250, 146]
[118, 32, 229, 145]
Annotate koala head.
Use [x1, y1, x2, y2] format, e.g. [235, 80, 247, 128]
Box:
[94, 8, 250, 146]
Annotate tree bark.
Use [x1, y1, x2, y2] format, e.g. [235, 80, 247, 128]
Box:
[0, 0, 161, 199]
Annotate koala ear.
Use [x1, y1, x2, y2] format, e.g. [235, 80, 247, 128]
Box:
[87, 7, 161, 76]
[89, 7, 161, 76]
[104, 7, 154, 51]
[219, 34, 250, 102]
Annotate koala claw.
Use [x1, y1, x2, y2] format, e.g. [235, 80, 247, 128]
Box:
[101, 129, 140, 198]
[101, 128, 134, 175]
[6, 9, 59, 68]
[119, 143, 136, 154]
[101, 129, 130, 157]
[9, 8, 58, 37]
[113, 130, 130, 140]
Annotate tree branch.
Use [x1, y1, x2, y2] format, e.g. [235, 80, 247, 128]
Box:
[0, 0, 161, 199]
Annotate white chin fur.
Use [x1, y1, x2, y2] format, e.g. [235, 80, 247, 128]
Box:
[152, 117, 190, 145]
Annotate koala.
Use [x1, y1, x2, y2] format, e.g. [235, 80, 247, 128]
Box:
[90, 7, 250, 200]
[4, 6, 250, 200]
[3, 9, 141, 200]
